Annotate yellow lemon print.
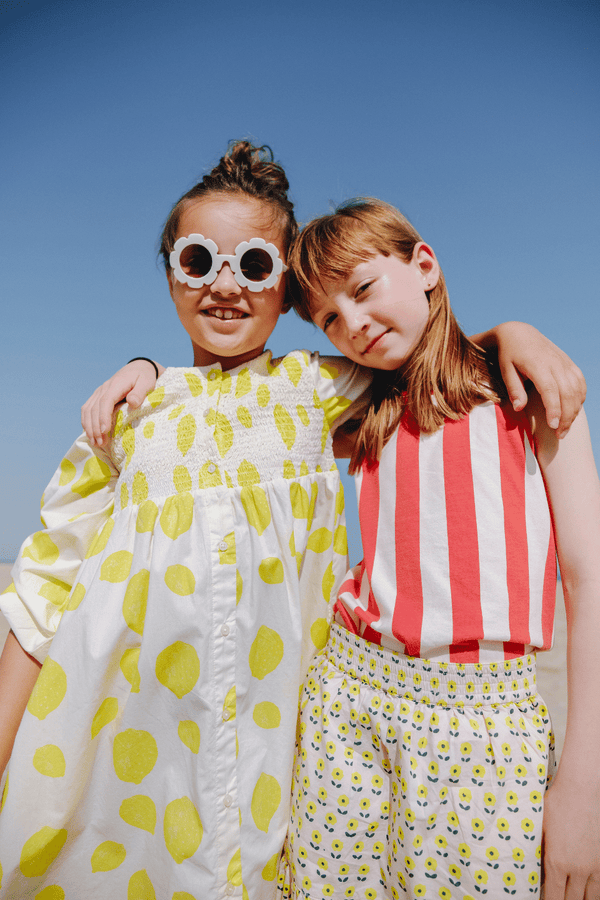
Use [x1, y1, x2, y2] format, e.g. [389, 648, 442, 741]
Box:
[241, 486, 271, 535]
[223, 686, 236, 722]
[71, 455, 113, 496]
[307, 483, 318, 529]
[136, 500, 158, 533]
[212, 411, 234, 458]
[91, 841, 126, 873]
[258, 557, 284, 584]
[119, 795, 157, 834]
[253, 702, 281, 730]
[132, 471, 149, 504]
[248, 626, 284, 679]
[23, 532, 59, 566]
[311, 618, 329, 651]
[91, 697, 119, 739]
[27, 659, 67, 721]
[122, 569, 150, 635]
[165, 564, 196, 596]
[235, 368, 252, 398]
[335, 483, 345, 516]
[33, 744, 65, 778]
[143, 421, 155, 439]
[333, 524, 348, 555]
[1, 771, 8, 811]
[173, 465, 192, 493]
[38, 576, 71, 609]
[198, 460, 222, 489]
[168, 404, 185, 420]
[100, 550, 134, 583]
[274, 404, 296, 450]
[120, 648, 141, 693]
[296, 404, 310, 426]
[322, 562, 336, 602]
[227, 848, 243, 886]
[300, 460, 310, 476]
[282, 356, 303, 386]
[113, 729, 158, 784]
[19, 826, 68, 877]
[256, 384, 270, 407]
[35, 887, 66, 900]
[121, 482, 129, 508]
[236, 570, 243, 604]
[237, 406, 252, 428]
[262, 851, 280, 882]
[173, 894, 197, 900]
[128, 870, 156, 900]
[147, 386, 165, 408]
[184, 372, 203, 397]
[237, 459, 261, 486]
[177, 414, 197, 457]
[85, 518, 114, 558]
[319, 361, 340, 380]
[289, 533, 302, 575]
[251, 773, 281, 833]
[283, 460, 296, 479]
[307, 527, 332, 553]
[58, 457, 76, 486]
[289, 483, 309, 519]
[160, 493, 194, 540]
[178, 720, 200, 754]
[164, 797, 203, 864]
[155, 642, 200, 699]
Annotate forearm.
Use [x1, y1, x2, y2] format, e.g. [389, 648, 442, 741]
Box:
[0, 631, 42, 777]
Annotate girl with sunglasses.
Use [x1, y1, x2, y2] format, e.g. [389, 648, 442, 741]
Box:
[0, 142, 585, 900]
[281, 199, 600, 899]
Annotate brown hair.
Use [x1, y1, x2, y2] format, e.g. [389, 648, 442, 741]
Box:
[159, 139, 297, 271]
[289, 199, 505, 473]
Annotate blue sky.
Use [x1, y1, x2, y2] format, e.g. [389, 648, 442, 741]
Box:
[1, 0, 598, 563]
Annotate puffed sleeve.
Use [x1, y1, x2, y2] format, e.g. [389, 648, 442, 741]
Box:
[0, 433, 119, 662]
[310, 353, 372, 431]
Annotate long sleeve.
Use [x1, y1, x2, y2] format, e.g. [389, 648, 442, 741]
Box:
[1, 433, 119, 662]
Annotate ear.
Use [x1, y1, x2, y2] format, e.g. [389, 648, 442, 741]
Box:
[166, 268, 176, 300]
[413, 242, 440, 291]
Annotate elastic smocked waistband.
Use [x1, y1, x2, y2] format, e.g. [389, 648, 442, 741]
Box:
[324, 622, 538, 709]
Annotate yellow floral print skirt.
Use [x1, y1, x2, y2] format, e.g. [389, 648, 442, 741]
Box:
[281, 623, 555, 899]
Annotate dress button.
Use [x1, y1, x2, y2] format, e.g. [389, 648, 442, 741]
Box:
[223, 794, 233, 808]
[207, 463, 216, 473]
[209, 371, 217, 380]
[203, 408, 210, 418]
[225, 884, 235, 896]
[218, 541, 228, 551]
[222, 709, 230, 721]
[221, 624, 230, 637]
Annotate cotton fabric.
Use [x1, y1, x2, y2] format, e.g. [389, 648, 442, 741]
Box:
[0, 350, 370, 900]
[283, 623, 555, 899]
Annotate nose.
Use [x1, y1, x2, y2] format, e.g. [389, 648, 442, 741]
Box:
[211, 263, 242, 297]
[344, 308, 369, 339]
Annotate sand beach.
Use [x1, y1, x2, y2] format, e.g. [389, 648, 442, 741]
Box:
[0, 562, 568, 759]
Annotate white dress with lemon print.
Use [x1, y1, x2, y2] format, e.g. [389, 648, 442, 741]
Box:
[0, 350, 370, 900]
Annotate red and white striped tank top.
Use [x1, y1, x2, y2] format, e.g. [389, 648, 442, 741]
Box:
[335, 401, 557, 663]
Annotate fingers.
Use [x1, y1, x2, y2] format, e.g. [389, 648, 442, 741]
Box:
[497, 360, 529, 413]
[80, 362, 161, 445]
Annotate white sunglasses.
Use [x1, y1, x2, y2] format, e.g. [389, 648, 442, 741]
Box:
[170, 234, 287, 292]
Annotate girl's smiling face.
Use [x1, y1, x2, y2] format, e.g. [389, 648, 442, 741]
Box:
[309, 243, 439, 370]
[168, 195, 288, 369]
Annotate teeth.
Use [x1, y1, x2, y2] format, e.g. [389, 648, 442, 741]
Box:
[207, 308, 241, 319]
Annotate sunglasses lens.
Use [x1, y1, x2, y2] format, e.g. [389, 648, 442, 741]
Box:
[179, 243, 213, 278]
[240, 248, 275, 283]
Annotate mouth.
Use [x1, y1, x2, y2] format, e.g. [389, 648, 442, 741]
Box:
[363, 330, 390, 355]
[202, 307, 248, 320]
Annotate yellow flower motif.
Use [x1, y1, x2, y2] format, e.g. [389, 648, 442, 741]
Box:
[317, 857, 329, 870]
[460, 742, 472, 755]
[515, 764, 527, 777]
[417, 785, 428, 798]
[447, 812, 459, 826]
[351, 773, 362, 785]
[418, 736, 428, 749]
[371, 774, 383, 788]
[435, 835, 448, 849]
[529, 871, 539, 885]
[513, 847, 525, 862]
[414, 887, 427, 898]
[530, 790, 542, 803]
[486, 847, 499, 860]
[413, 709, 424, 723]
[458, 843, 471, 858]
[474, 870, 488, 884]
[471, 818, 484, 832]
[521, 818, 535, 832]
[449, 864, 461, 878]
[458, 787, 472, 803]
[497, 818, 510, 832]
[429, 761, 439, 775]
[413, 834, 423, 849]
[503, 872, 516, 886]
[451, 765, 462, 778]
[437, 740, 450, 753]
[483, 792, 495, 806]
[358, 864, 370, 875]
[425, 857, 437, 871]
[507, 791, 518, 805]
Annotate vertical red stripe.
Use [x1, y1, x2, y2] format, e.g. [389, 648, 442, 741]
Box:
[541, 533, 557, 649]
[443, 416, 483, 663]
[495, 405, 530, 653]
[357, 461, 383, 628]
[391, 413, 423, 656]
